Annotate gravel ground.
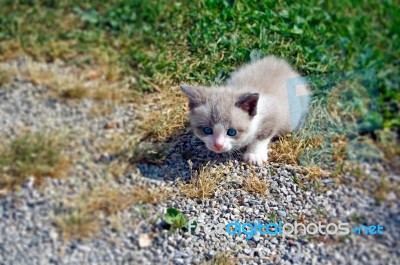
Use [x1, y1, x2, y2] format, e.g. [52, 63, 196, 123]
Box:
[0, 60, 399, 265]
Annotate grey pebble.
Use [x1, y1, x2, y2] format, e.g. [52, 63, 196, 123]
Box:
[277, 210, 287, 217]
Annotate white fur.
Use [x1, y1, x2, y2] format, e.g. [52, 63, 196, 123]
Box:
[182, 56, 311, 166]
[200, 124, 235, 153]
[243, 138, 271, 166]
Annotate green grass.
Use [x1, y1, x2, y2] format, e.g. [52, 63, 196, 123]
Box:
[0, 0, 398, 129]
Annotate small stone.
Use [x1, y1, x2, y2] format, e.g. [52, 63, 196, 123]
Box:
[270, 181, 279, 190]
[292, 252, 304, 262]
[174, 258, 184, 264]
[205, 250, 215, 259]
[138, 234, 153, 248]
[252, 233, 261, 242]
[244, 248, 252, 254]
[104, 121, 119, 129]
[387, 192, 396, 201]
[281, 186, 289, 195]
[277, 210, 286, 218]
[167, 245, 174, 253]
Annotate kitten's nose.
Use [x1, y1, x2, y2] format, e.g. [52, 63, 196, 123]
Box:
[214, 143, 224, 151]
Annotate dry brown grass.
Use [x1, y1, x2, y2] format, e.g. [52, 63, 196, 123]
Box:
[88, 103, 115, 117]
[56, 211, 100, 241]
[86, 188, 139, 215]
[5, 58, 131, 102]
[331, 135, 349, 163]
[243, 170, 269, 195]
[57, 185, 168, 240]
[0, 68, 13, 86]
[130, 142, 171, 165]
[202, 252, 236, 265]
[269, 135, 323, 165]
[373, 178, 391, 203]
[0, 42, 24, 62]
[106, 159, 130, 179]
[131, 186, 170, 204]
[60, 85, 88, 99]
[98, 131, 138, 155]
[0, 132, 69, 194]
[137, 86, 188, 141]
[300, 166, 330, 181]
[86, 186, 169, 215]
[180, 162, 223, 199]
[268, 134, 333, 188]
[374, 130, 400, 173]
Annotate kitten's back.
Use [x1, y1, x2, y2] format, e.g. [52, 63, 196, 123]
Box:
[226, 56, 299, 93]
[226, 56, 310, 133]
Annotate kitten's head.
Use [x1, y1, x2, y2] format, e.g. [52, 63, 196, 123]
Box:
[181, 84, 259, 153]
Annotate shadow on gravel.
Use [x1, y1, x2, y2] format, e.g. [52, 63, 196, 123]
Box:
[133, 130, 238, 181]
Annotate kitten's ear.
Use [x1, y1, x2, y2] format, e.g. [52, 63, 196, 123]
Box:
[180, 84, 207, 109]
[235, 93, 259, 116]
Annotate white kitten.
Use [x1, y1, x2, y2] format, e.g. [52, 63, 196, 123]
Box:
[181, 56, 310, 165]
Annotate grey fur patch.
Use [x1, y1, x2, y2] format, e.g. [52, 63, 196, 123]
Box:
[180, 84, 207, 109]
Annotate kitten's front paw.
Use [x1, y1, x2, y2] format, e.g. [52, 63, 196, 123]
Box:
[243, 151, 268, 166]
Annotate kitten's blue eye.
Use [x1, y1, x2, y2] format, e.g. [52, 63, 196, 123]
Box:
[203, 127, 213, 134]
[227, 128, 237, 136]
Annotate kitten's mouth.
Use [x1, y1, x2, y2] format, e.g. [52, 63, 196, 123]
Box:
[208, 146, 229, 154]
[212, 149, 225, 154]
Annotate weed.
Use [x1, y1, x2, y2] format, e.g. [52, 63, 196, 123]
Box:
[60, 85, 88, 99]
[350, 213, 362, 223]
[164, 208, 188, 231]
[0, 132, 68, 193]
[86, 188, 137, 215]
[106, 159, 130, 179]
[86, 186, 168, 215]
[131, 186, 169, 205]
[292, 174, 304, 189]
[180, 161, 223, 199]
[0, 68, 13, 87]
[265, 212, 278, 223]
[243, 169, 269, 195]
[269, 136, 323, 166]
[130, 142, 171, 165]
[301, 166, 329, 181]
[56, 210, 100, 240]
[373, 178, 391, 204]
[88, 103, 115, 117]
[56, 185, 168, 240]
[203, 252, 236, 265]
[137, 86, 188, 141]
[4, 59, 131, 102]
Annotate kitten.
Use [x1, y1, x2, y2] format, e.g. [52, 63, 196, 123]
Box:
[181, 56, 310, 165]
